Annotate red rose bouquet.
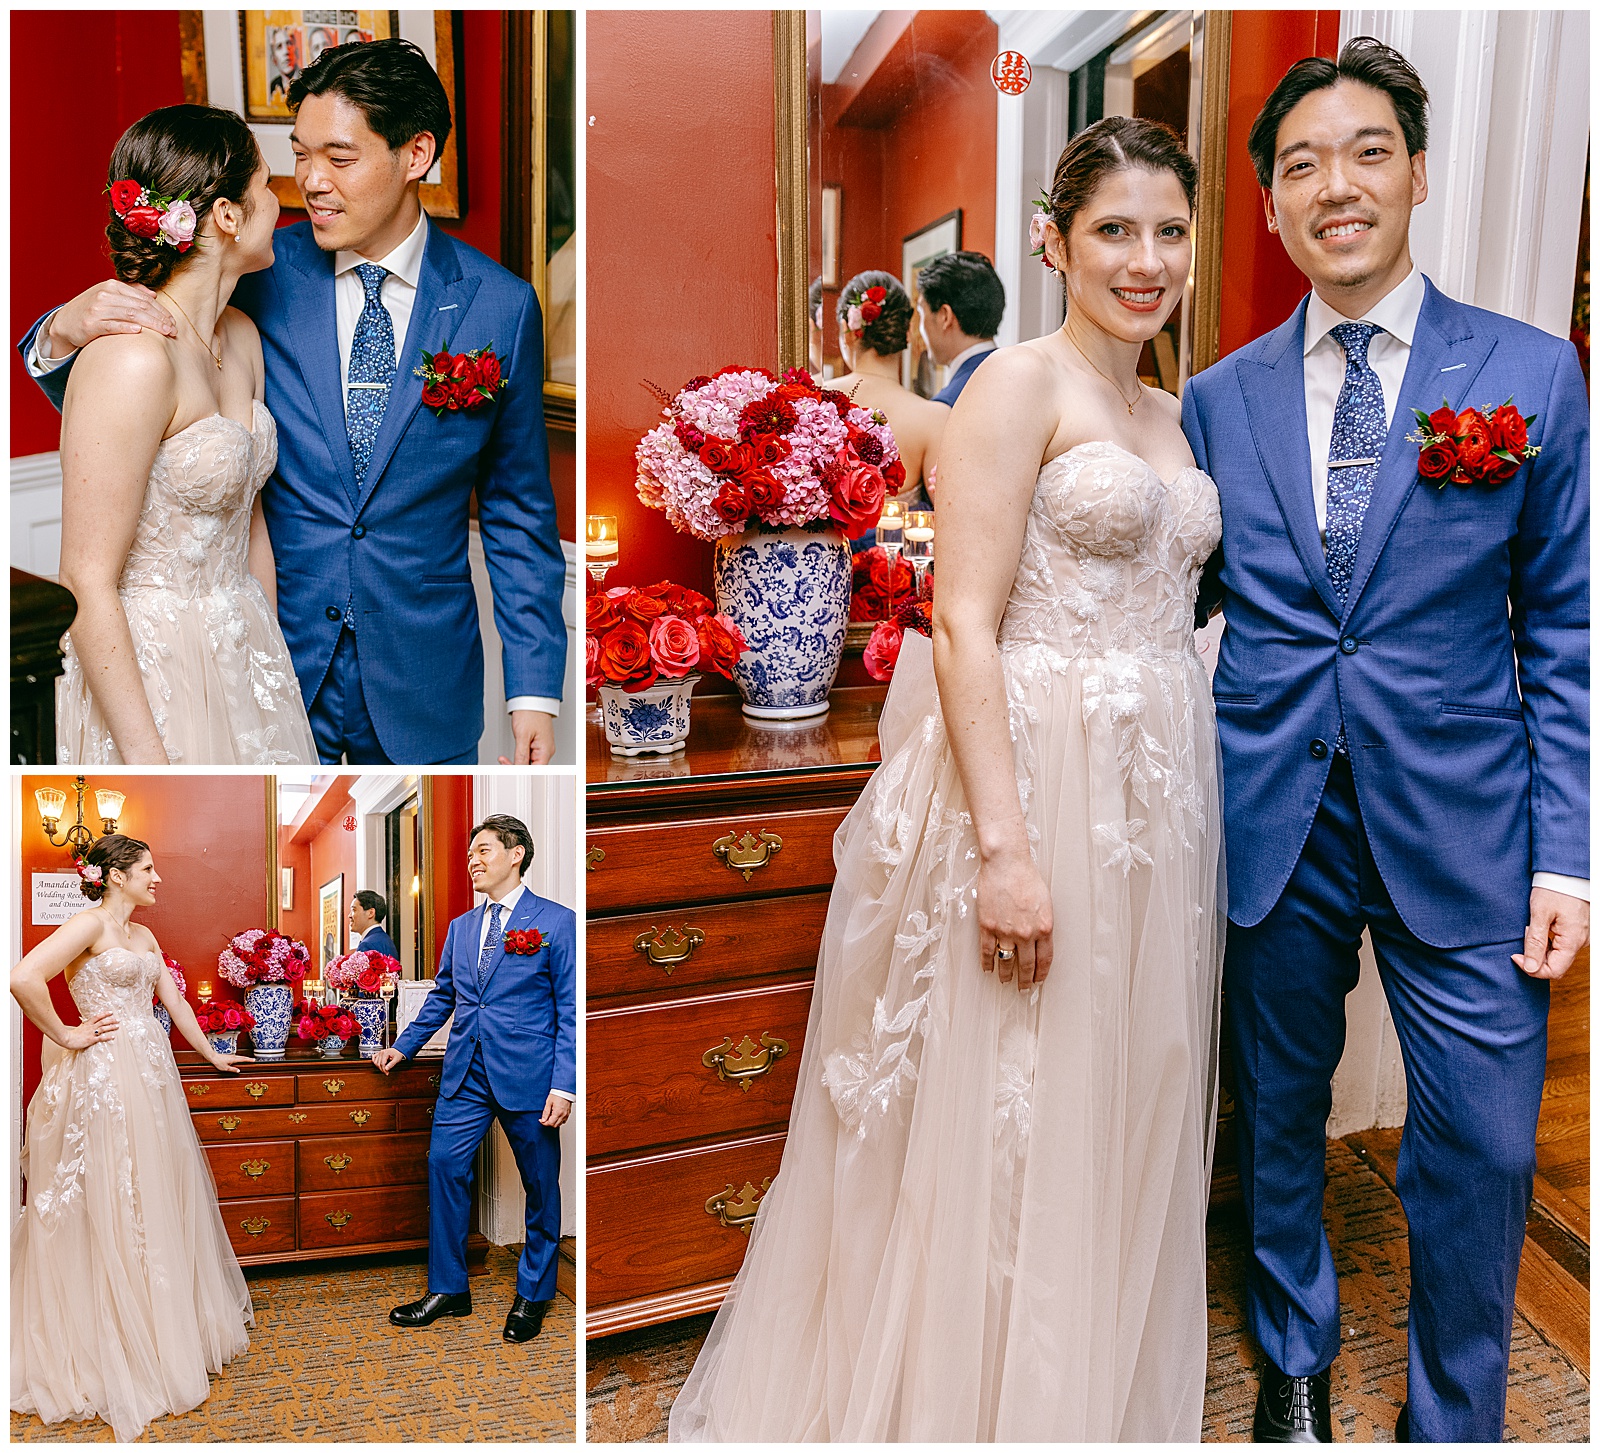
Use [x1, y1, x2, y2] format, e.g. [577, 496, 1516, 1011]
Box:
[196, 1004, 257, 1036]
[415, 343, 507, 417]
[1408, 398, 1540, 487]
[217, 929, 310, 988]
[864, 597, 935, 683]
[295, 1001, 359, 1044]
[849, 545, 918, 622]
[504, 928, 544, 956]
[588, 580, 749, 694]
[324, 949, 401, 998]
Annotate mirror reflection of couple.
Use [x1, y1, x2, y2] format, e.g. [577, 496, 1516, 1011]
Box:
[671, 40, 1588, 1443]
[22, 38, 567, 768]
[11, 816, 577, 1440]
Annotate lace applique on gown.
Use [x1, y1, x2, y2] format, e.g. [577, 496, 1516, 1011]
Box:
[56, 400, 317, 765]
[11, 949, 253, 1440]
[671, 441, 1226, 1442]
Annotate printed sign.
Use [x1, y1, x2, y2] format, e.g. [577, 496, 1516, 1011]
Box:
[32, 873, 86, 926]
[991, 50, 1032, 95]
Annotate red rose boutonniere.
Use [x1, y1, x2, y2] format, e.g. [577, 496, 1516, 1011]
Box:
[415, 342, 506, 417]
[1408, 397, 1540, 488]
[504, 928, 544, 957]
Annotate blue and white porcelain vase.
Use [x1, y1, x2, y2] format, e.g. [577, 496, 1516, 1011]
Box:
[245, 983, 293, 1061]
[318, 1032, 349, 1059]
[351, 998, 387, 1058]
[713, 525, 852, 719]
[207, 1029, 239, 1057]
[153, 1003, 172, 1036]
[597, 674, 701, 757]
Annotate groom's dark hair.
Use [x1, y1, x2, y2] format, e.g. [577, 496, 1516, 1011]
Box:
[288, 37, 452, 153]
[1248, 37, 1429, 188]
[353, 889, 387, 924]
[470, 815, 533, 874]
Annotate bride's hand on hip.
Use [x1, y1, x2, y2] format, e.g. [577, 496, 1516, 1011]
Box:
[60, 1012, 119, 1051]
[977, 845, 1054, 989]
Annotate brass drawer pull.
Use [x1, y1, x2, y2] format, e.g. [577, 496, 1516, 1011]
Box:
[322, 1078, 347, 1096]
[712, 829, 783, 881]
[189, 1083, 209, 1096]
[240, 1216, 271, 1237]
[702, 1033, 789, 1090]
[240, 1158, 270, 1179]
[428, 1073, 441, 1090]
[218, 1115, 242, 1133]
[348, 1109, 372, 1127]
[586, 846, 606, 871]
[635, 924, 705, 972]
[288, 1111, 308, 1124]
[325, 1210, 353, 1230]
[245, 1081, 269, 1099]
[705, 1179, 771, 1236]
[324, 1153, 353, 1174]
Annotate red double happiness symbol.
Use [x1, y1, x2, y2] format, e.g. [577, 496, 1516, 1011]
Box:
[991, 50, 1031, 95]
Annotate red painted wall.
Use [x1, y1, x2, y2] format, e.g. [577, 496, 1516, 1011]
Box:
[18, 774, 269, 1106]
[431, 777, 476, 967]
[586, 10, 779, 601]
[1217, 11, 1342, 359]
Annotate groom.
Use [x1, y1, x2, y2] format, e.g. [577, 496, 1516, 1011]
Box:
[1185, 39, 1588, 1443]
[373, 813, 576, 1342]
[22, 39, 566, 766]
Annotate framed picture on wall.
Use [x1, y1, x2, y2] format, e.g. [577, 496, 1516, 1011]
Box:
[318, 873, 344, 974]
[902, 209, 962, 398]
[280, 867, 294, 912]
[179, 10, 463, 217]
[821, 185, 841, 289]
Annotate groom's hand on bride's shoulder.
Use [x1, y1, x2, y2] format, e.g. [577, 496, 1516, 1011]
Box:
[1514, 888, 1590, 981]
[501, 710, 555, 766]
[371, 1048, 406, 1074]
[44, 279, 177, 359]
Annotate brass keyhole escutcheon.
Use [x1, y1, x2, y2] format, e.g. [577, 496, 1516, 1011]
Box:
[325, 1210, 353, 1229]
[322, 1078, 346, 1096]
[634, 924, 705, 973]
[711, 829, 783, 881]
[705, 1179, 772, 1235]
[218, 1115, 242, 1133]
[240, 1216, 271, 1237]
[586, 846, 606, 871]
[189, 1083, 209, 1096]
[245, 1081, 269, 1099]
[324, 1153, 353, 1174]
[348, 1109, 372, 1127]
[702, 1033, 789, 1090]
[240, 1159, 270, 1179]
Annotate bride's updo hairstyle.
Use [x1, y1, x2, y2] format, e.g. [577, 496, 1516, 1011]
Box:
[78, 834, 153, 903]
[106, 104, 261, 291]
[1043, 115, 1198, 265]
[838, 270, 913, 357]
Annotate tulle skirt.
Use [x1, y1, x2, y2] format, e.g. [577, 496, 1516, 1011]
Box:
[670, 631, 1225, 1441]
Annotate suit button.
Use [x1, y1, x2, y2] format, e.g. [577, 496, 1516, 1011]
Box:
[351, 524, 367, 539]
[325, 606, 341, 621]
[1310, 739, 1329, 759]
[1340, 637, 1359, 655]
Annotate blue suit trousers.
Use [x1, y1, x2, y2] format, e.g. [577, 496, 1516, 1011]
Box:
[426, 1046, 562, 1302]
[1225, 755, 1548, 1441]
[309, 629, 476, 766]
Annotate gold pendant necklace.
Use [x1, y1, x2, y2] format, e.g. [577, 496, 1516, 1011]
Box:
[1067, 331, 1140, 415]
[161, 291, 222, 370]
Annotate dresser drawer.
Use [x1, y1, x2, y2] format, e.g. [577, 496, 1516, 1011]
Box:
[396, 1098, 438, 1132]
[300, 1185, 431, 1250]
[192, 1102, 397, 1141]
[205, 1138, 296, 1198]
[298, 1131, 431, 1192]
[588, 1134, 786, 1306]
[588, 893, 829, 1002]
[295, 1064, 441, 1103]
[589, 983, 812, 1158]
[586, 806, 848, 913]
[183, 1074, 294, 1109]
[223, 1196, 297, 1256]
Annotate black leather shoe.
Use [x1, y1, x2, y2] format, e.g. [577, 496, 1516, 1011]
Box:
[1395, 1405, 1410, 1442]
[1253, 1359, 1332, 1442]
[389, 1291, 472, 1327]
[503, 1294, 546, 1343]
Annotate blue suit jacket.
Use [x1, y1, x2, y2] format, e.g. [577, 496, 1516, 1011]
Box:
[21, 220, 567, 764]
[358, 925, 400, 959]
[932, 345, 994, 406]
[1184, 278, 1589, 947]
[392, 889, 576, 1112]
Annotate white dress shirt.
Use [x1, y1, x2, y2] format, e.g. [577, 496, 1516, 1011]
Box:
[945, 340, 997, 375]
[1302, 268, 1587, 904]
[476, 881, 573, 1102]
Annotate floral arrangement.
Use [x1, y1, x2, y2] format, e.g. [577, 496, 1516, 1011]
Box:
[195, 1003, 257, 1036]
[504, 928, 544, 956]
[324, 949, 401, 998]
[849, 545, 917, 623]
[1028, 190, 1056, 270]
[154, 953, 186, 1010]
[842, 282, 887, 334]
[217, 929, 311, 988]
[635, 367, 901, 542]
[109, 179, 197, 252]
[296, 1001, 358, 1044]
[1408, 399, 1540, 487]
[588, 581, 748, 694]
[415, 342, 505, 416]
[75, 861, 103, 886]
[863, 598, 935, 683]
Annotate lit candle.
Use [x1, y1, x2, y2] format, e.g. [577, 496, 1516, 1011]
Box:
[197, 981, 213, 1002]
[585, 515, 620, 584]
[903, 525, 935, 543]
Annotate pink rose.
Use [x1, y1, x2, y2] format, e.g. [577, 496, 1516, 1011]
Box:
[222, 1006, 243, 1029]
[159, 199, 197, 246]
[828, 457, 887, 536]
[1029, 211, 1049, 250]
[846, 304, 864, 332]
[863, 621, 904, 681]
[586, 632, 601, 685]
[648, 615, 701, 677]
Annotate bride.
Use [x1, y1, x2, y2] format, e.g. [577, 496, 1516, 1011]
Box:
[11, 834, 255, 1440]
[55, 104, 315, 764]
[670, 116, 1223, 1441]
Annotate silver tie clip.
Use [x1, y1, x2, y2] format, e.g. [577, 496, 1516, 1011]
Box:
[438, 303, 458, 311]
[1440, 362, 1467, 372]
[347, 382, 389, 390]
[1328, 457, 1379, 468]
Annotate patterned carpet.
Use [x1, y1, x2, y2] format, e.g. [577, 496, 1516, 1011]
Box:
[12, 1247, 575, 1442]
[586, 1139, 1589, 1441]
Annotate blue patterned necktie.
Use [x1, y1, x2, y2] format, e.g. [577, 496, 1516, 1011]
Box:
[346, 262, 395, 488]
[1324, 321, 1386, 602]
[477, 902, 504, 986]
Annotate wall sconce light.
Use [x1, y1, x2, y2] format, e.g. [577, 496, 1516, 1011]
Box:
[36, 776, 128, 857]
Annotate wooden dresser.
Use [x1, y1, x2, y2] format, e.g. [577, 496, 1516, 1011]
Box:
[585, 687, 886, 1337]
[177, 1046, 487, 1271]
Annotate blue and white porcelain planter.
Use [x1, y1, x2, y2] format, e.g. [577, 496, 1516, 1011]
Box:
[245, 983, 293, 1061]
[351, 998, 387, 1058]
[597, 674, 701, 757]
[318, 1033, 350, 1059]
[713, 525, 852, 719]
[153, 1003, 172, 1036]
[207, 1030, 239, 1057]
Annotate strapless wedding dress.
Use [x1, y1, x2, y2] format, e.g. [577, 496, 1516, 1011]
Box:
[11, 948, 252, 1440]
[671, 441, 1226, 1441]
[56, 400, 317, 764]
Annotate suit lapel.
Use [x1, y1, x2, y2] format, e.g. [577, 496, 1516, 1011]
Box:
[1340, 279, 1496, 618]
[355, 223, 481, 515]
[281, 233, 360, 508]
[478, 891, 538, 994]
[1236, 299, 1345, 621]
